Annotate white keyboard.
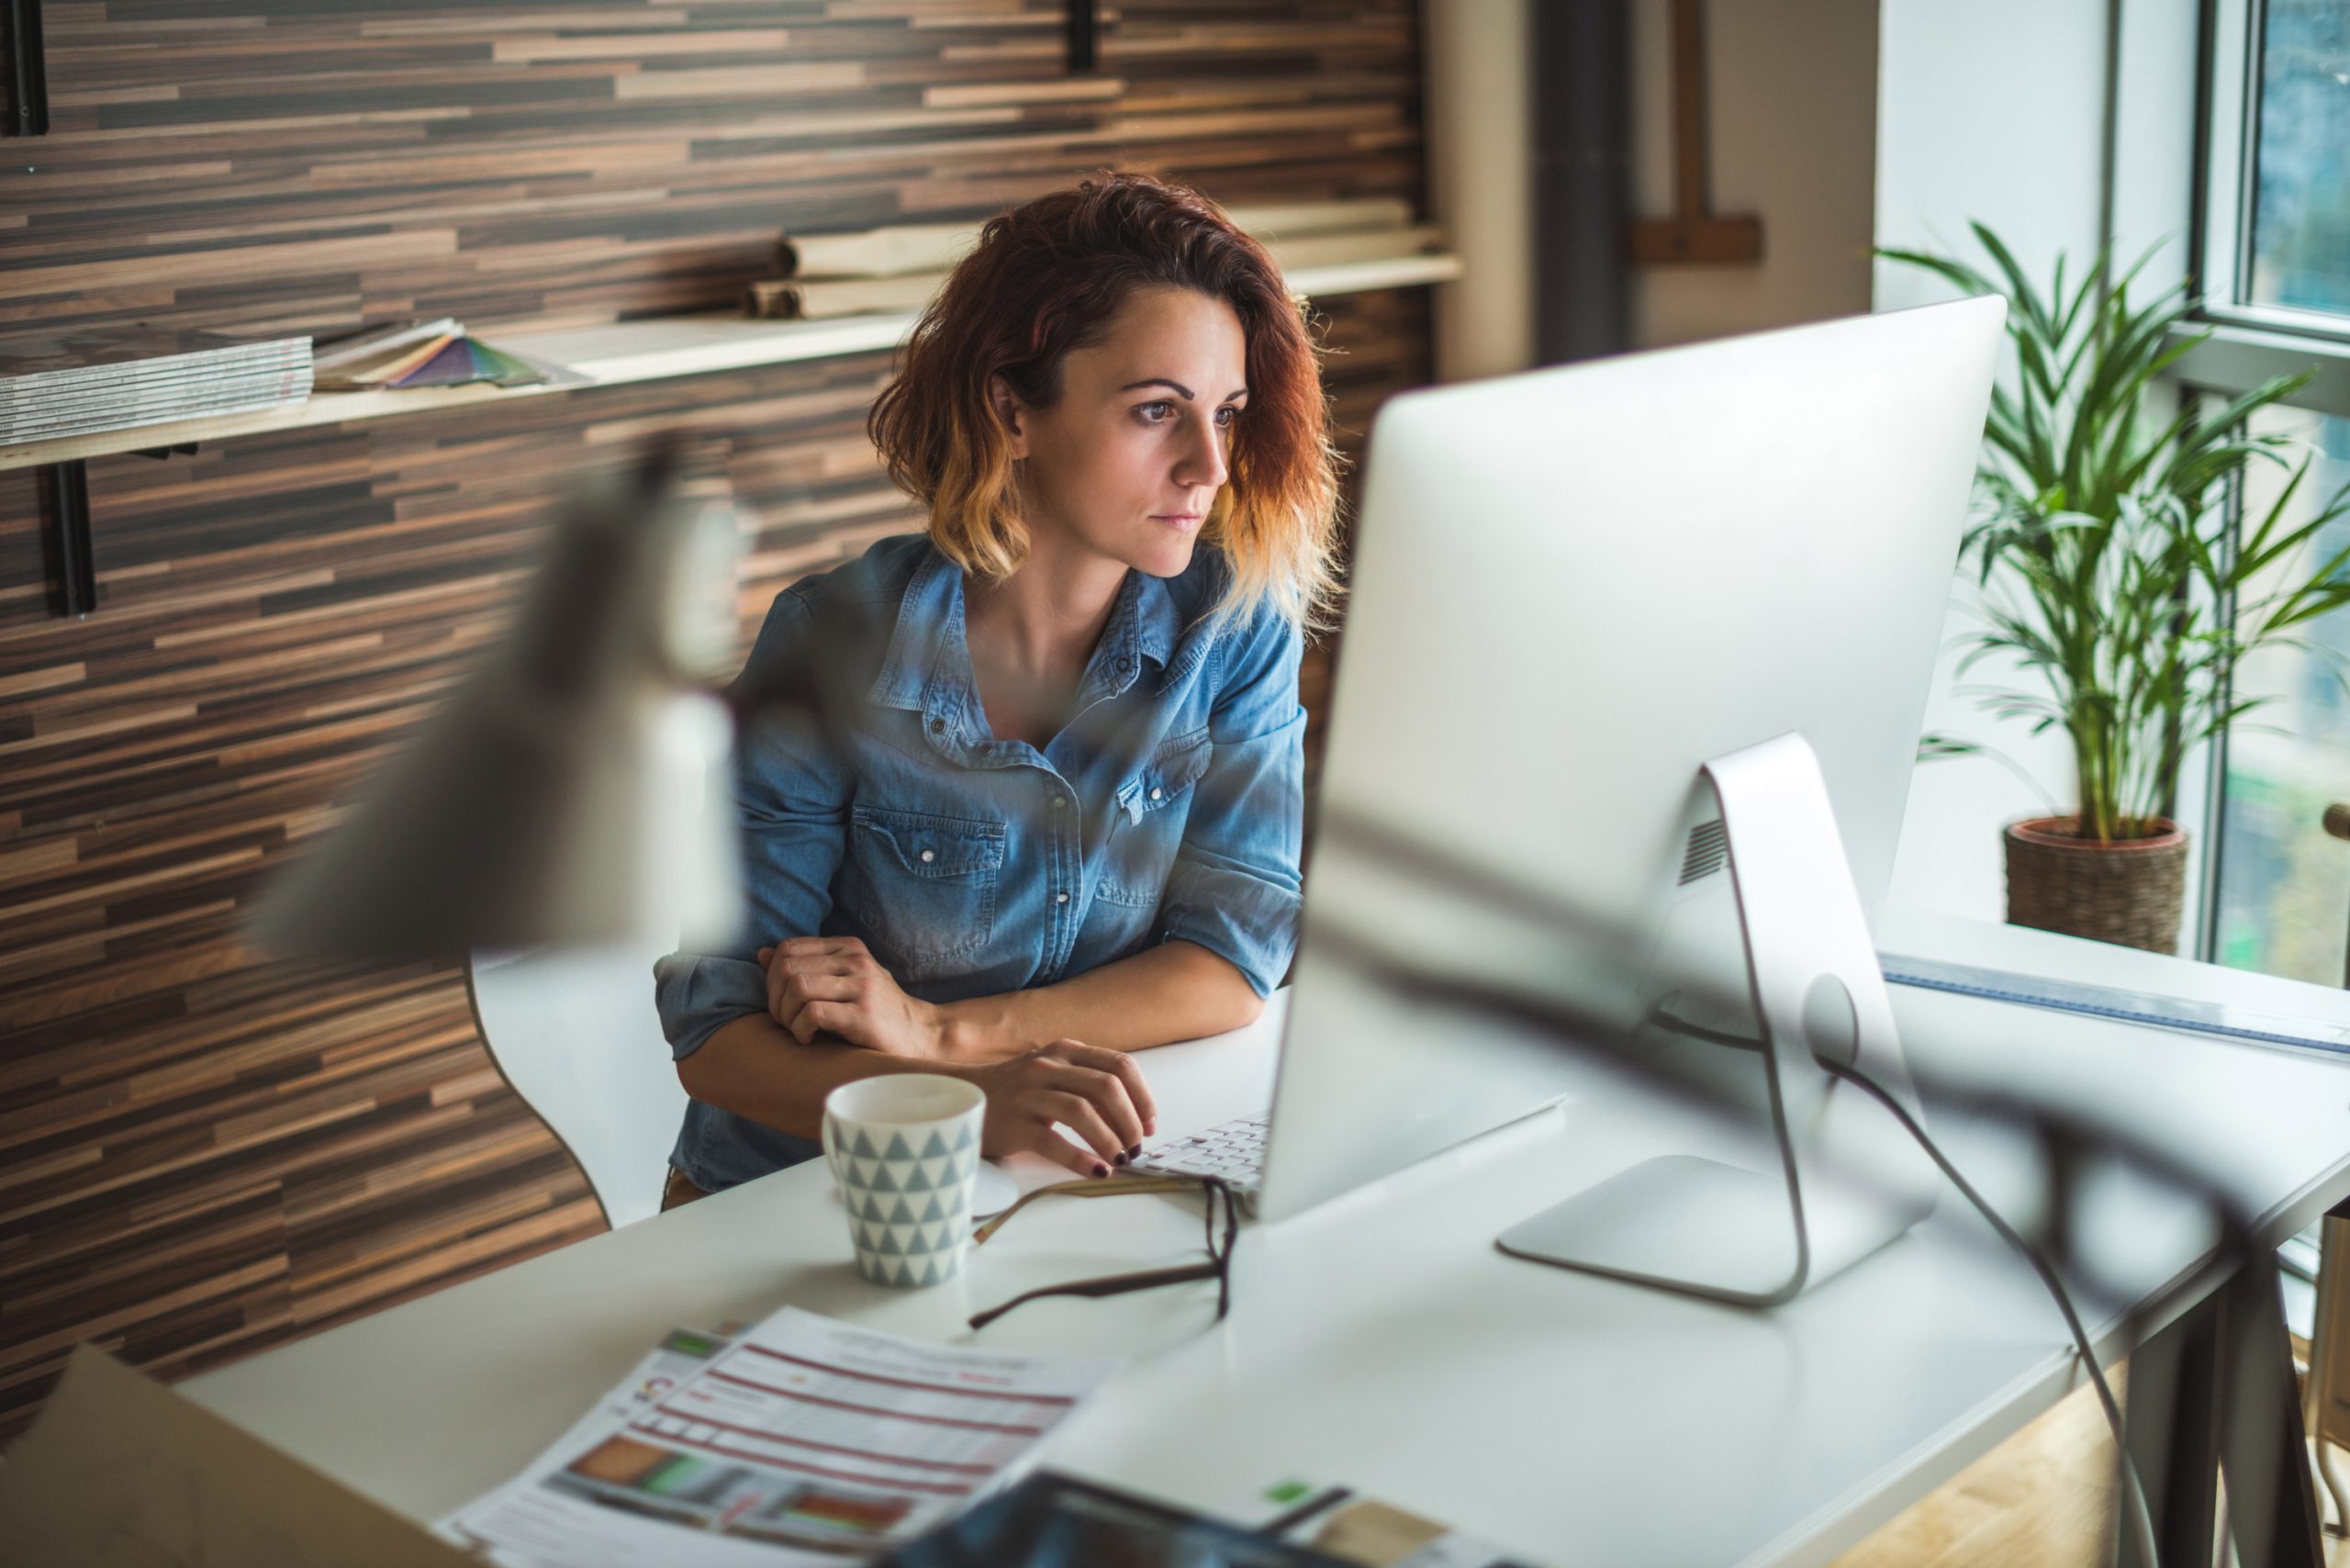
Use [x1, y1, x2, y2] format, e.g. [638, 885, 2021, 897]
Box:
[1130, 1113, 1268, 1194]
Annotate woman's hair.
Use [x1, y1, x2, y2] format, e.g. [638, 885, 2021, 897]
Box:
[867, 172, 1342, 633]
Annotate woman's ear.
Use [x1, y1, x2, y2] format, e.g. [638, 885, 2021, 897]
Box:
[987, 375, 1030, 462]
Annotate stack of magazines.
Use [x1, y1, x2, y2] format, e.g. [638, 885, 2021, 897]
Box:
[313, 318, 577, 391]
[0, 326, 311, 448]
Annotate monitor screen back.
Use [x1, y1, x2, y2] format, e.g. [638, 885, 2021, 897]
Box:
[1254, 298, 2004, 1226]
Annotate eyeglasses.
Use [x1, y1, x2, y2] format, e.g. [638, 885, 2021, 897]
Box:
[966, 1172, 1239, 1331]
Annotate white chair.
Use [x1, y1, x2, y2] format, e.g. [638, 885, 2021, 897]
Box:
[466, 940, 689, 1229]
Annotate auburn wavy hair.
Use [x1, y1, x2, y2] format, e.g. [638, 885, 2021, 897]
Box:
[867, 173, 1342, 632]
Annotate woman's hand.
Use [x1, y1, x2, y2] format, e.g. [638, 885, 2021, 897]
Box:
[960, 1040, 1158, 1179]
[757, 935, 947, 1059]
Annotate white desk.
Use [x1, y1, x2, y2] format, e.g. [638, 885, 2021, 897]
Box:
[184, 909, 2350, 1567]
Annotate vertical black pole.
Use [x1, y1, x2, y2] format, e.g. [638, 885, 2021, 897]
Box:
[1065, 0, 1098, 73]
[1532, 0, 1629, 364]
[43, 461, 95, 618]
[5, 0, 48, 138]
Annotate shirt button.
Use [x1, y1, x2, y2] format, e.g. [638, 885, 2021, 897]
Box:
[1051, 795, 1065, 810]
[1056, 891, 1069, 904]
[928, 717, 946, 734]
[1149, 788, 1163, 801]
[919, 849, 935, 864]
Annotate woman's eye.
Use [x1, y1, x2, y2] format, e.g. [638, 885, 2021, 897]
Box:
[1136, 401, 1175, 423]
[1214, 405, 1242, 428]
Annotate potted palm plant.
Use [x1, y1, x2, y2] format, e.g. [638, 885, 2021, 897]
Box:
[1885, 224, 2350, 953]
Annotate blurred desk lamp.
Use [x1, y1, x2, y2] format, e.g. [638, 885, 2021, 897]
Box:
[252, 442, 747, 960]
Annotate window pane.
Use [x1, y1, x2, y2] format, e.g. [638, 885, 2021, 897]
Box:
[2214, 408, 2350, 981]
[2248, 0, 2350, 316]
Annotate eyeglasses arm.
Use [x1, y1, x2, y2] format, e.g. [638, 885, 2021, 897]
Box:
[967, 1260, 1224, 1331]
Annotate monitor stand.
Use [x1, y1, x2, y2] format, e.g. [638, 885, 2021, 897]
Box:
[1495, 733, 1939, 1307]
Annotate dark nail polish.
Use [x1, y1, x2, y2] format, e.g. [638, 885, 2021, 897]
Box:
[1125, 1145, 1142, 1160]
[1113, 1150, 1129, 1166]
[1092, 1161, 1111, 1178]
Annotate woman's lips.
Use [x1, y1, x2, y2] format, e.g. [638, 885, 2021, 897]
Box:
[1152, 513, 1203, 532]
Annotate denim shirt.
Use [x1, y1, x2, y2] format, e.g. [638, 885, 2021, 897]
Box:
[654, 533, 1306, 1191]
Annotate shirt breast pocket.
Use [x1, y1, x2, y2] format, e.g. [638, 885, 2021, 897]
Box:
[839, 806, 1007, 969]
[1098, 729, 1214, 910]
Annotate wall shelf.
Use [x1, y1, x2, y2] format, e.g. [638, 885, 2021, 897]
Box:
[0, 253, 1462, 477]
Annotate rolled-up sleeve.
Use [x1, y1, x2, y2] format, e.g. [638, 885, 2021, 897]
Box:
[1158, 607, 1306, 997]
[654, 590, 850, 1059]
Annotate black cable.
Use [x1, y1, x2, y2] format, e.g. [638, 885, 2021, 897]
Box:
[1819, 1055, 2159, 1564]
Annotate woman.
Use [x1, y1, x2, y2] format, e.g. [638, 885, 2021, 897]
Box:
[654, 173, 1341, 1204]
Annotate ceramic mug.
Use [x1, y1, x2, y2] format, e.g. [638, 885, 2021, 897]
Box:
[821, 1075, 986, 1287]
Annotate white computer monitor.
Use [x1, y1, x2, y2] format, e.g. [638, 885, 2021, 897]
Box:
[1252, 299, 2003, 1302]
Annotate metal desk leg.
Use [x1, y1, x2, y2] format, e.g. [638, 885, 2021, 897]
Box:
[2307, 1209, 2350, 1532]
[2223, 1252, 2327, 1568]
[2120, 1253, 2323, 1568]
[2123, 1292, 2222, 1568]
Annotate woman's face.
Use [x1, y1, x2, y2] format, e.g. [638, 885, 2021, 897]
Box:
[997, 285, 1248, 582]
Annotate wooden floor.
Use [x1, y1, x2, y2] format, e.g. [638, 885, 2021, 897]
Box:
[1829, 1375, 2122, 1568]
[1830, 1368, 2348, 1567]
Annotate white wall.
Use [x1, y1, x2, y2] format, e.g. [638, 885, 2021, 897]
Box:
[1422, 0, 1537, 383]
[1424, 0, 1880, 373]
[1873, 0, 2109, 925]
[1627, 0, 1881, 350]
[1874, 0, 2205, 941]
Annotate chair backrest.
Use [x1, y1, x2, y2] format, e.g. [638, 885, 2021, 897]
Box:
[466, 940, 688, 1229]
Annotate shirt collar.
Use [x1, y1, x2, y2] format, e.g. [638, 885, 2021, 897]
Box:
[1082, 567, 1182, 700]
[868, 545, 963, 712]
[1128, 568, 1181, 672]
[867, 545, 1187, 754]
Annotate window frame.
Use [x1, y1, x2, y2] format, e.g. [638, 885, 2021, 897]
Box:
[2182, 0, 2350, 416]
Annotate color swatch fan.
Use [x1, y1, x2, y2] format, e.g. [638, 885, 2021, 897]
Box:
[313, 319, 574, 391]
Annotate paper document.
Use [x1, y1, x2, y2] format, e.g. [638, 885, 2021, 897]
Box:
[438, 1308, 1119, 1567]
[1882, 952, 2350, 1058]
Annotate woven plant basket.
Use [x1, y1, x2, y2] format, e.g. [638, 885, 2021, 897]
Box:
[2003, 816, 2188, 954]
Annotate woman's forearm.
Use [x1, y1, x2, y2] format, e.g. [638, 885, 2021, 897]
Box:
[934, 939, 1265, 1063]
[676, 1013, 962, 1140]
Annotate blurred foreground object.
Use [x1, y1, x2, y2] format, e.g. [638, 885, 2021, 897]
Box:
[252, 442, 744, 960]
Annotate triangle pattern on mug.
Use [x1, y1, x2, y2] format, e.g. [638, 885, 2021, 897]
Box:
[952, 1121, 976, 1152]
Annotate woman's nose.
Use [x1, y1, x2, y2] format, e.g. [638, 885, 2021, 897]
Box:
[1177, 418, 1229, 489]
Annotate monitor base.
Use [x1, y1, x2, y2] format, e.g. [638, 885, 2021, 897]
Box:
[1491, 733, 1938, 1309]
[1496, 1151, 1914, 1305]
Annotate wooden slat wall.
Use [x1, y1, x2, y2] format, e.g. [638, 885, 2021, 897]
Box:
[0, 1, 1428, 1442]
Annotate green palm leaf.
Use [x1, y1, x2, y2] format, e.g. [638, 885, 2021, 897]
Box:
[1877, 224, 2339, 846]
